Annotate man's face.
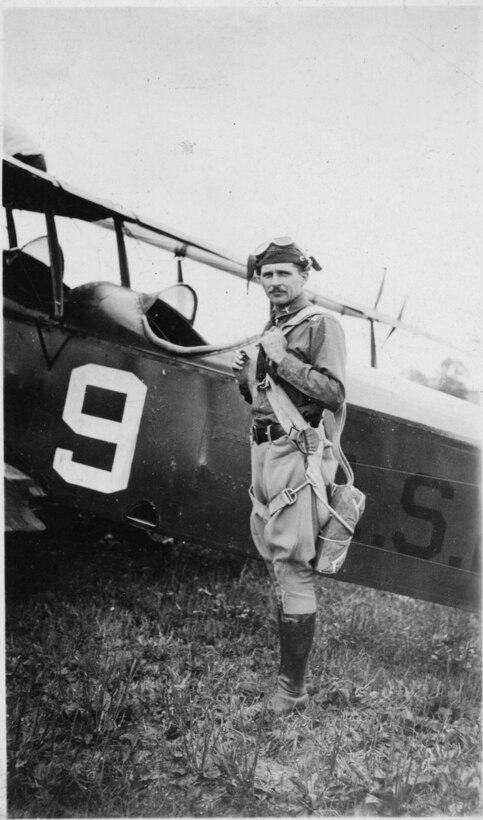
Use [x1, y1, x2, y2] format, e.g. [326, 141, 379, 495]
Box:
[259, 262, 308, 307]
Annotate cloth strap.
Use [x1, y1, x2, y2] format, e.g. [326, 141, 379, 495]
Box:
[248, 305, 354, 534]
[271, 306, 353, 485]
[261, 306, 355, 534]
[264, 377, 355, 533]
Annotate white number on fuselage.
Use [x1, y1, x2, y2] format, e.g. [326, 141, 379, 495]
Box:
[53, 364, 147, 493]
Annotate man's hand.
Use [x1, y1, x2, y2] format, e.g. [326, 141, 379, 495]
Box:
[232, 350, 251, 387]
[259, 327, 287, 364]
[232, 349, 249, 373]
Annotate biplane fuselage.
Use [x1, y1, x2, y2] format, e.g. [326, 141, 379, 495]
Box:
[3, 157, 481, 611]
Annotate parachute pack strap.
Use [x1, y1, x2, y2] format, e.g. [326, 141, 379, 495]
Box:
[265, 375, 309, 435]
[264, 306, 353, 484]
[248, 485, 270, 521]
[263, 379, 354, 533]
[266, 378, 354, 486]
[308, 472, 355, 536]
[268, 479, 312, 515]
[278, 305, 329, 333]
[261, 306, 331, 434]
[323, 404, 354, 485]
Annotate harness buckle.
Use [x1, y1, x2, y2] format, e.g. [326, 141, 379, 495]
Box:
[280, 487, 297, 506]
[294, 427, 319, 455]
[257, 375, 270, 391]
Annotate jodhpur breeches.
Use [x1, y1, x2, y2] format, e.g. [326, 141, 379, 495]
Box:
[249, 435, 323, 616]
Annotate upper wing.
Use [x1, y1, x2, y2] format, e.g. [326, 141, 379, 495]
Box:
[3, 156, 469, 352]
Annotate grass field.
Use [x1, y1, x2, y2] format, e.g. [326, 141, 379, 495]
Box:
[5, 529, 482, 818]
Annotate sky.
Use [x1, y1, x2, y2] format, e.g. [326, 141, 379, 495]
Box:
[3, 0, 482, 387]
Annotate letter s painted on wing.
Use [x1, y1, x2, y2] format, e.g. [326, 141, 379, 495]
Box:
[393, 474, 454, 559]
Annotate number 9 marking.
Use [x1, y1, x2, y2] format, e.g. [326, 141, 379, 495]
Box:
[53, 364, 147, 493]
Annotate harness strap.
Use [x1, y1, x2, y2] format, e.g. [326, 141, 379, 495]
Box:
[265, 375, 311, 436]
[278, 305, 329, 331]
[323, 404, 354, 485]
[276, 308, 352, 483]
[248, 485, 270, 521]
[262, 368, 354, 532]
[306, 476, 355, 535]
[268, 479, 311, 515]
[264, 467, 355, 535]
[265, 376, 353, 486]
[249, 306, 354, 533]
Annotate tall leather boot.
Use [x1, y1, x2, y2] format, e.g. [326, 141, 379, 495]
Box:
[269, 611, 316, 716]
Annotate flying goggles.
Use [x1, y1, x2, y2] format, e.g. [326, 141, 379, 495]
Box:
[247, 236, 321, 284]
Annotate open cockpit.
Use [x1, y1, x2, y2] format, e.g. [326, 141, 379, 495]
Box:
[3, 234, 208, 347]
[2, 157, 252, 351]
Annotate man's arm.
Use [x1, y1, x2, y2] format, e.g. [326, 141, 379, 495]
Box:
[262, 316, 346, 412]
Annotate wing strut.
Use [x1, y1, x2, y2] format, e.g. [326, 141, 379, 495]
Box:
[176, 245, 188, 284]
[369, 269, 387, 367]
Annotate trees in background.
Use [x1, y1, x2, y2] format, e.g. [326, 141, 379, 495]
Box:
[408, 357, 472, 401]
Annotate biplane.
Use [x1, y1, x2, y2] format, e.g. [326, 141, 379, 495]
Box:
[3, 156, 481, 611]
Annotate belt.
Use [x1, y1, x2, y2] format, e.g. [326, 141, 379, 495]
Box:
[251, 423, 286, 445]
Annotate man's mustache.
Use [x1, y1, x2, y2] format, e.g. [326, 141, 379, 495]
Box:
[269, 287, 286, 294]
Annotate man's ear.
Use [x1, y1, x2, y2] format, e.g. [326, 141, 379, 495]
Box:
[301, 269, 309, 283]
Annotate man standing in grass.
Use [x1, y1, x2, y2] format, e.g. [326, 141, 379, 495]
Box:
[232, 237, 346, 716]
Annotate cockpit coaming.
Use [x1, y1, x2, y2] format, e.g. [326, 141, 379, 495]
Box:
[3, 158, 226, 351]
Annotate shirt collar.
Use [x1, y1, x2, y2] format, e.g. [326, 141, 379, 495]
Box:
[273, 293, 310, 323]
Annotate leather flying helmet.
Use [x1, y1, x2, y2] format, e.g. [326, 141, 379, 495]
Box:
[247, 236, 321, 284]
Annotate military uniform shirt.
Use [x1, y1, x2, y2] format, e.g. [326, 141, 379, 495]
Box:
[240, 293, 346, 427]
